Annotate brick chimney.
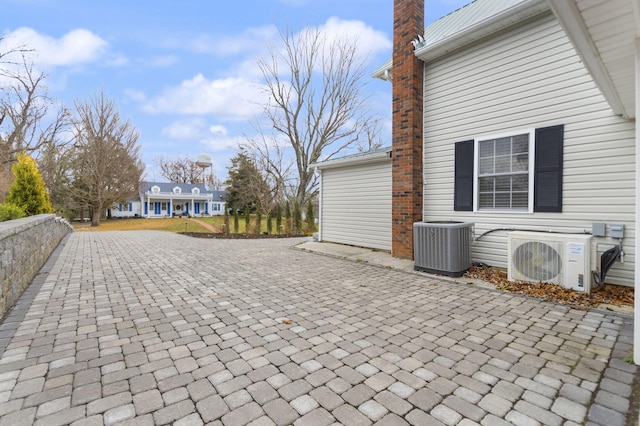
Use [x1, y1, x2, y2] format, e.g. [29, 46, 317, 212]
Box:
[392, 0, 424, 259]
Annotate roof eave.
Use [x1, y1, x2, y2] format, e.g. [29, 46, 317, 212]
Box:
[310, 148, 392, 170]
[547, 0, 630, 119]
[372, 59, 392, 81]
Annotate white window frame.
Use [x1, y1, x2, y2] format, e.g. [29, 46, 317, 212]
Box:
[473, 128, 535, 213]
[173, 186, 181, 194]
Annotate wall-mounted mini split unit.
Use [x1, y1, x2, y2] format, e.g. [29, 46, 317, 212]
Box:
[507, 231, 593, 293]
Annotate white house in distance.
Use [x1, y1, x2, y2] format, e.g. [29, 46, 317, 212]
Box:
[109, 181, 226, 218]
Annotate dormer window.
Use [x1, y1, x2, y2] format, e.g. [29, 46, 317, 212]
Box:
[192, 187, 200, 195]
[151, 186, 160, 194]
[173, 186, 182, 194]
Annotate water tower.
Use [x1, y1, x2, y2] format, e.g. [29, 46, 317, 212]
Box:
[196, 153, 213, 186]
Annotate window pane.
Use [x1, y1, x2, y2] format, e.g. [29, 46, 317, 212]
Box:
[495, 176, 511, 192]
[512, 175, 528, 191]
[479, 141, 494, 158]
[495, 138, 511, 156]
[495, 156, 511, 173]
[513, 134, 529, 152]
[512, 192, 528, 208]
[479, 193, 494, 208]
[495, 193, 511, 208]
[512, 153, 528, 172]
[479, 177, 494, 192]
[479, 158, 494, 174]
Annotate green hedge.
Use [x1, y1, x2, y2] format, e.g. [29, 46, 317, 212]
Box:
[0, 204, 26, 222]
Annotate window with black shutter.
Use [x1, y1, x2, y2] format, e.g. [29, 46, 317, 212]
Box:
[453, 125, 563, 213]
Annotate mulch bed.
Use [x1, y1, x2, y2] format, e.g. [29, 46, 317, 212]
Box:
[180, 232, 301, 239]
[465, 264, 633, 308]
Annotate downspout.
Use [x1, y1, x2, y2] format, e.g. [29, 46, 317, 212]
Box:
[634, 37, 640, 365]
[316, 167, 323, 242]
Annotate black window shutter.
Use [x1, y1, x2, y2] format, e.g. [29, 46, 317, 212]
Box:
[454, 140, 474, 211]
[534, 125, 564, 212]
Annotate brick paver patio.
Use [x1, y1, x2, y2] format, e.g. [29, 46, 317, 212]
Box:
[0, 231, 635, 425]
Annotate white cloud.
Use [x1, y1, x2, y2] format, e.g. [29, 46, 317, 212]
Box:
[200, 134, 246, 152]
[209, 125, 228, 136]
[104, 52, 129, 67]
[160, 119, 235, 152]
[190, 25, 279, 56]
[315, 17, 392, 61]
[125, 89, 147, 102]
[1, 27, 108, 67]
[162, 118, 207, 140]
[159, 25, 278, 57]
[143, 73, 267, 120]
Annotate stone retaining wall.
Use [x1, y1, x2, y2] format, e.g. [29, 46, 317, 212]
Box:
[0, 214, 73, 319]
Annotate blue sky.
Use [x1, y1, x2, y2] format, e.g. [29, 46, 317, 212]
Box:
[2, 0, 469, 181]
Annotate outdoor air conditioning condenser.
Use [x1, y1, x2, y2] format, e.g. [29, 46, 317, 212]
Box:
[413, 221, 474, 277]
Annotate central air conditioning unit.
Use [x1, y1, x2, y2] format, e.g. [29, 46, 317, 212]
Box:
[414, 221, 473, 277]
[508, 231, 593, 292]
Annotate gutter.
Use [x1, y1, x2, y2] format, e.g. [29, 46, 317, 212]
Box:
[309, 148, 392, 171]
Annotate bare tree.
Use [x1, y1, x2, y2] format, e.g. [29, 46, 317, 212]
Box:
[155, 155, 204, 184]
[0, 40, 71, 200]
[356, 118, 386, 152]
[69, 91, 144, 226]
[241, 121, 295, 207]
[246, 27, 379, 206]
[206, 172, 224, 191]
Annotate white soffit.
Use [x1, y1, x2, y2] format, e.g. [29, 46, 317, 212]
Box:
[549, 0, 638, 119]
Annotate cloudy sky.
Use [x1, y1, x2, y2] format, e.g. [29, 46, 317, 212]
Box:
[2, 0, 469, 181]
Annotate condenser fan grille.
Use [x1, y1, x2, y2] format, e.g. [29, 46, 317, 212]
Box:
[512, 241, 562, 282]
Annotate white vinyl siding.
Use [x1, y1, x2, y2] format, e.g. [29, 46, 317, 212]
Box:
[421, 13, 635, 286]
[319, 158, 391, 251]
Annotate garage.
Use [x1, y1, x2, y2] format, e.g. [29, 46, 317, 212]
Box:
[311, 147, 392, 251]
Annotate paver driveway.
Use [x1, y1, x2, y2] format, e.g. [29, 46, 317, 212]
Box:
[0, 231, 635, 426]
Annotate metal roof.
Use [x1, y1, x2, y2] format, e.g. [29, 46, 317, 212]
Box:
[422, 0, 530, 47]
[372, 0, 549, 79]
[141, 181, 226, 200]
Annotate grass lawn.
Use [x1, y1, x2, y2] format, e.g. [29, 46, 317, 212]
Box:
[72, 215, 314, 235]
[73, 218, 212, 233]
